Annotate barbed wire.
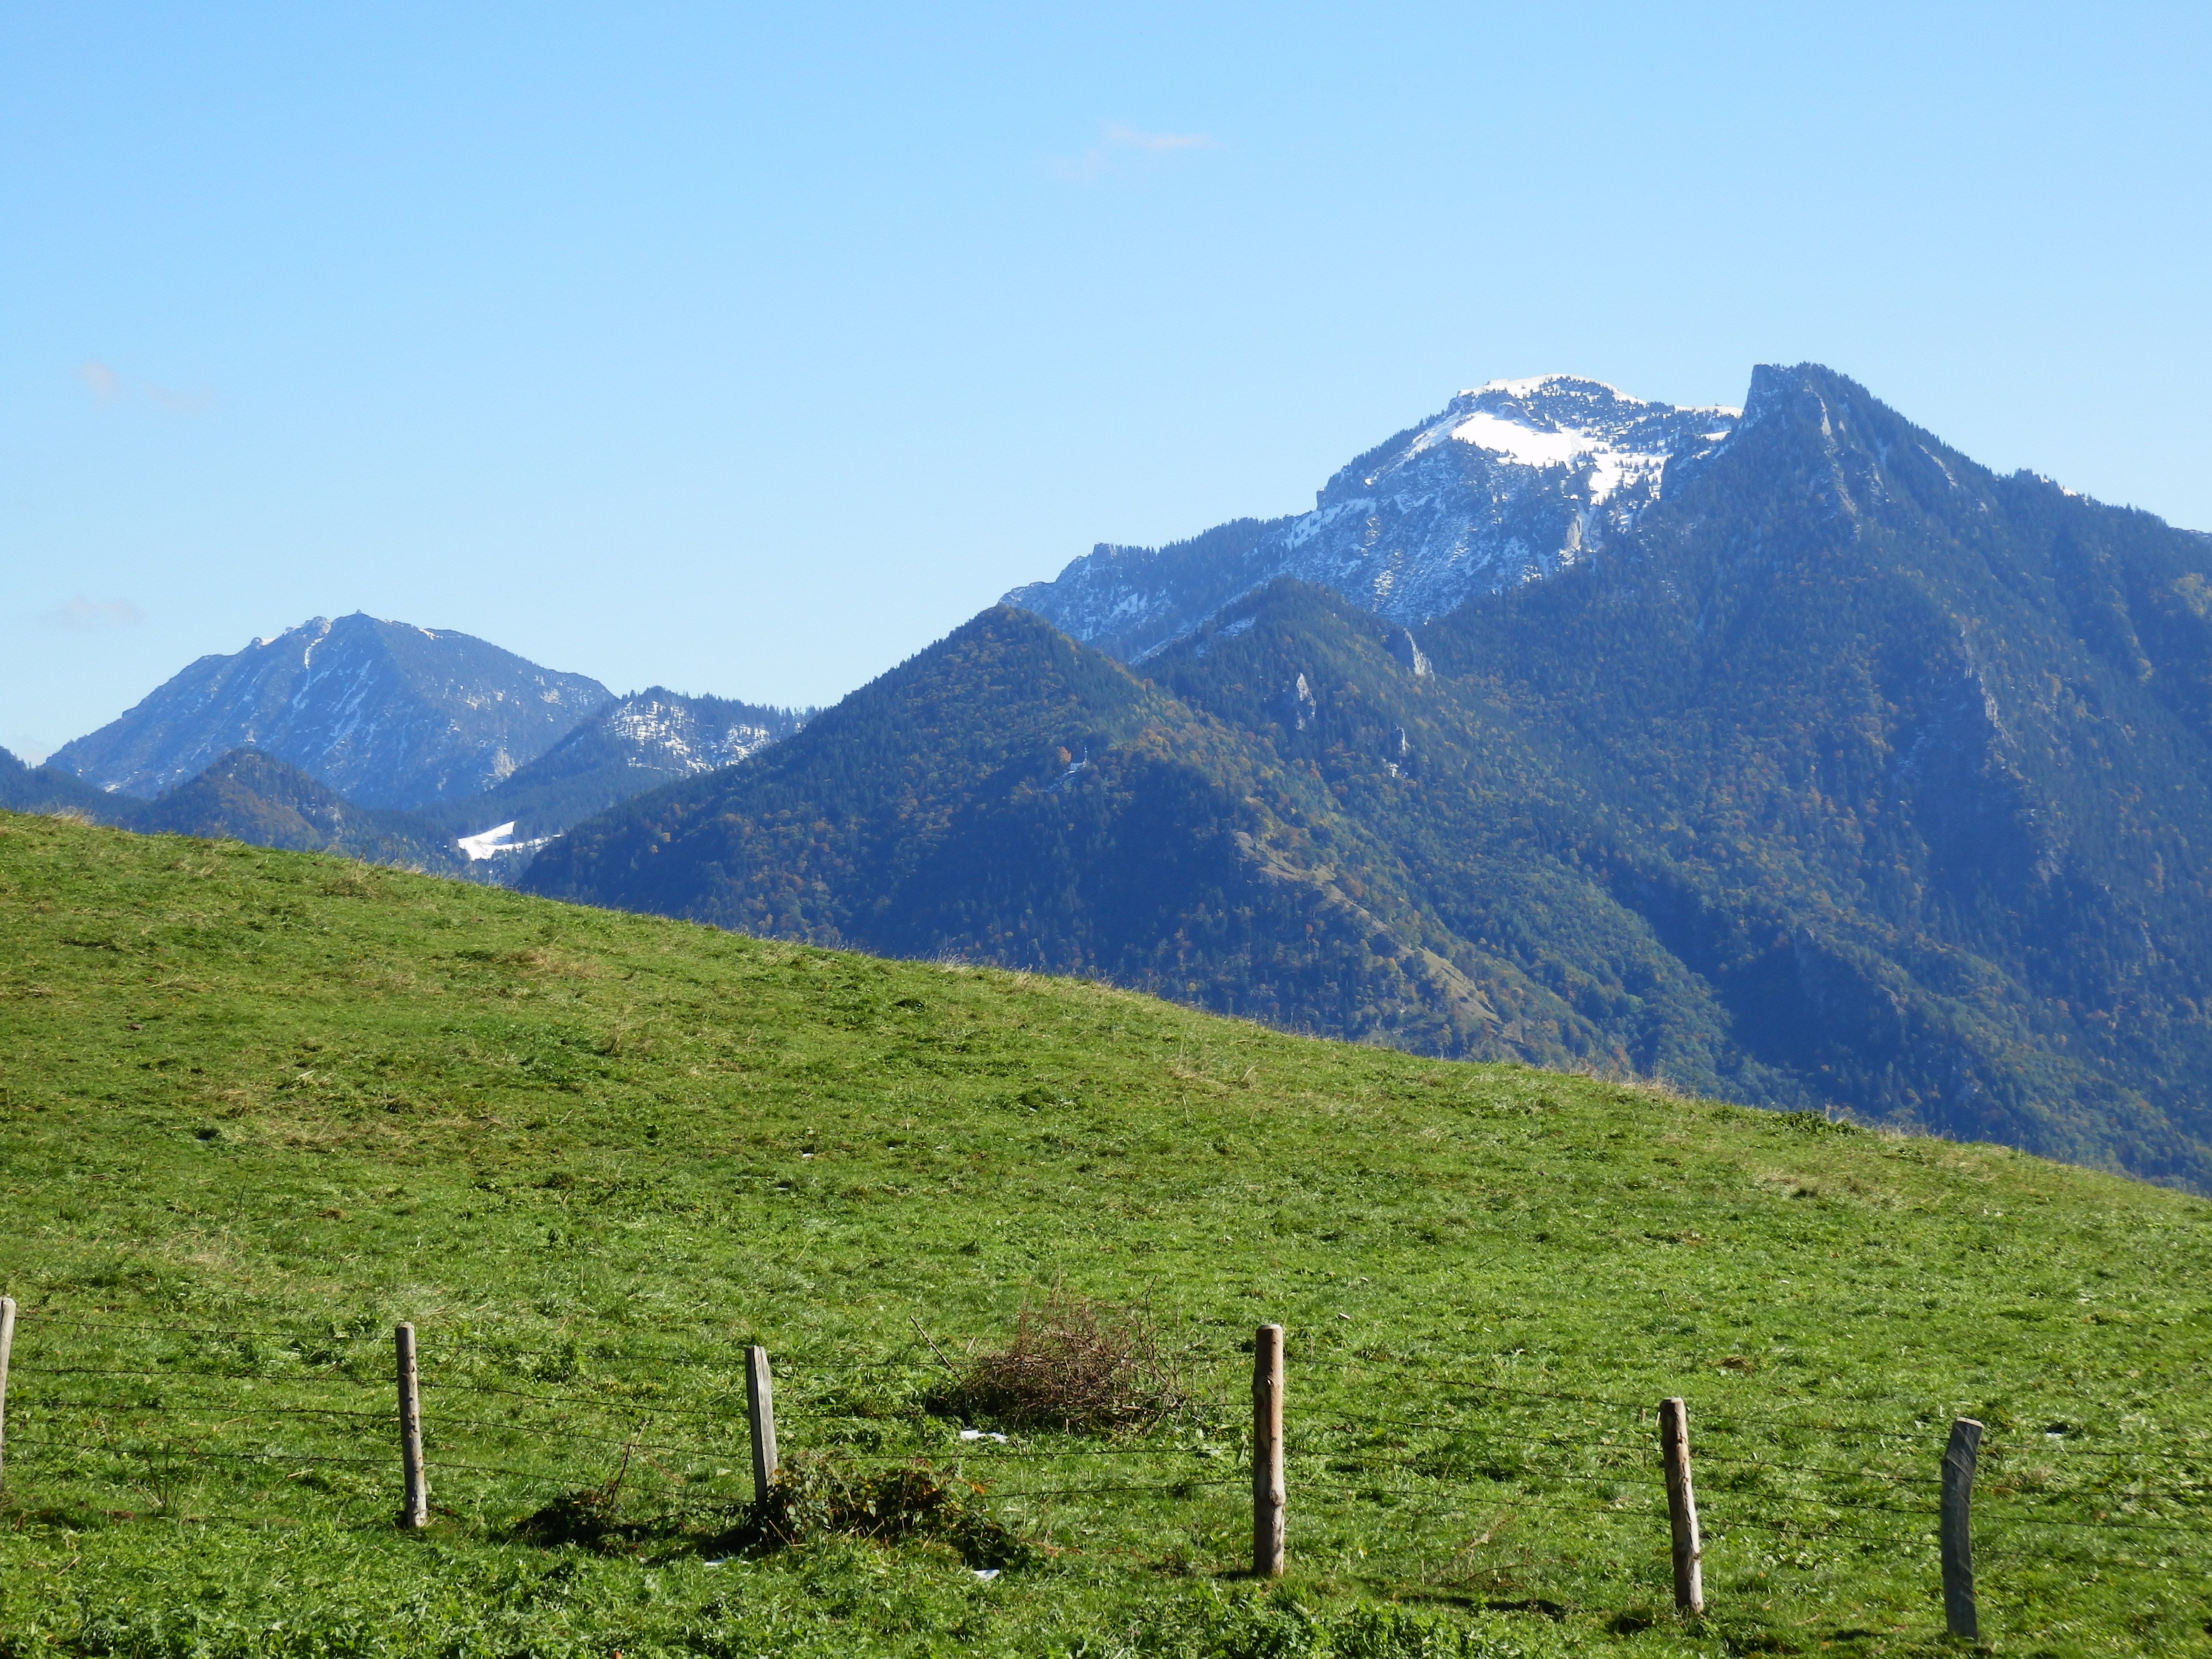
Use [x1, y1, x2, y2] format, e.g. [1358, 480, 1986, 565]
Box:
[1983, 1441, 2212, 1464]
[417, 1378, 743, 1418]
[10, 1438, 392, 1469]
[6, 1316, 354, 1340]
[15, 1322, 2212, 1576]
[989, 1475, 1244, 1498]
[1710, 1512, 1937, 1546]
[15, 1395, 390, 1424]
[21, 1331, 2212, 1455]
[12, 1364, 378, 1386]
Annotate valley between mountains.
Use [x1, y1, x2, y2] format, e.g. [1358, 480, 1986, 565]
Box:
[13, 364, 2212, 1190]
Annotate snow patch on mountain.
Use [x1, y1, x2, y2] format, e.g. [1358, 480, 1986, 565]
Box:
[601, 694, 782, 774]
[457, 820, 554, 862]
[1006, 375, 1737, 661]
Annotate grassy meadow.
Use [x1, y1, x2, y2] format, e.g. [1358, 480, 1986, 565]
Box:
[1, 810, 2209, 1656]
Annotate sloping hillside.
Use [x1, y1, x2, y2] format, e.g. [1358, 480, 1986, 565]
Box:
[2, 811, 2209, 1657]
[528, 366, 2212, 1190]
[524, 606, 1566, 1062]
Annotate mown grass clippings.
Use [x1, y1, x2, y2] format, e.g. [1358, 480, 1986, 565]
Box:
[509, 1446, 659, 1554]
[720, 1453, 1037, 1570]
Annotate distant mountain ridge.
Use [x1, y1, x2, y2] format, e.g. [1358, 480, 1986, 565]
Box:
[132, 751, 465, 868]
[533, 363, 2212, 1190]
[23, 619, 806, 876]
[48, 613, 612, 809]
[421, 688, 810, 857]
[0, 746, 120, 820]
[1007, 375, 1736, 661]
[1, 745, 464, 870]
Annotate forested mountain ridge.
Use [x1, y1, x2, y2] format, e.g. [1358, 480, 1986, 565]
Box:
[1405, 362, 2212, 1178]
[131, 750, 467, 869]
[0, 745, 118, 819]
[524, 608, 1671, 1061]
[0, 746, 466, 871]
[531, 364, 2212, 1187]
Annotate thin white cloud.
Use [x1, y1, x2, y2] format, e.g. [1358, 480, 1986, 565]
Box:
[1104, 122, 1213, 155]
[43, 596, 144, 631]
[145, 382, 213, 415]
[1052, 122, 1218, 182]
[74, 360, 210, 414]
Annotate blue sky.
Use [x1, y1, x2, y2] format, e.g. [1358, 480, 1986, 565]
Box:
[4, 2, 2209, 760]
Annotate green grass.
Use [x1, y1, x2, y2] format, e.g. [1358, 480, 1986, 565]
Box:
[2, 810, 2211, 1657]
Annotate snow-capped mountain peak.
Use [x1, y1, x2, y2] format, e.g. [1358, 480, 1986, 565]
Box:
[1007, 375, 1738, 661]
[1401, 376, 1740, 506]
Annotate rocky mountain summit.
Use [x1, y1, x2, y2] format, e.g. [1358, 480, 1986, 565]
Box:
[1007, 375, 1736, 661]
[422, 688, 810, 856]
[590, 689, 796, 777]
[48, 613, 611, 810]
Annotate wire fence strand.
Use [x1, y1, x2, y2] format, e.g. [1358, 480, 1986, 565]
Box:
[12, 1312, 2212, 1581]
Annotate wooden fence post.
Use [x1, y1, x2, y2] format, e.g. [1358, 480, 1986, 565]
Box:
[395, 1322, 428, 1529]
[1252, 1323, 1286, 1578]
[1659, 1396, 1704, 1615]
[0, 1296, 15, 1484]
[746, 1344, 779, 1507]
[1941, 1418, 1983, 1640]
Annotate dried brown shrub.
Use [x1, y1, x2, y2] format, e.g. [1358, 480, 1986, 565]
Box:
[928, 1293, 1184, 1434]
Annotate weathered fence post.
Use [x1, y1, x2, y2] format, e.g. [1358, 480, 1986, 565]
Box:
[395, 1322, 428, 1529]
[0, 1296, 15, 1484]
[746, 1344, 779, 1506]
[1659, 1396, 1704, 1614]
[1252, 1323, 1286, 1578]
[1941, 1417, 1983, 1639]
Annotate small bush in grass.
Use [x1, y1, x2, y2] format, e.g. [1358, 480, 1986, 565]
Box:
[510, 1456, 647, 1553]
[928, 1292, 1185, 1434]
[719, 1452, 1034, 1569]
[511, 1484, 629, 1551]
[513, 1449, 1033, 1569]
